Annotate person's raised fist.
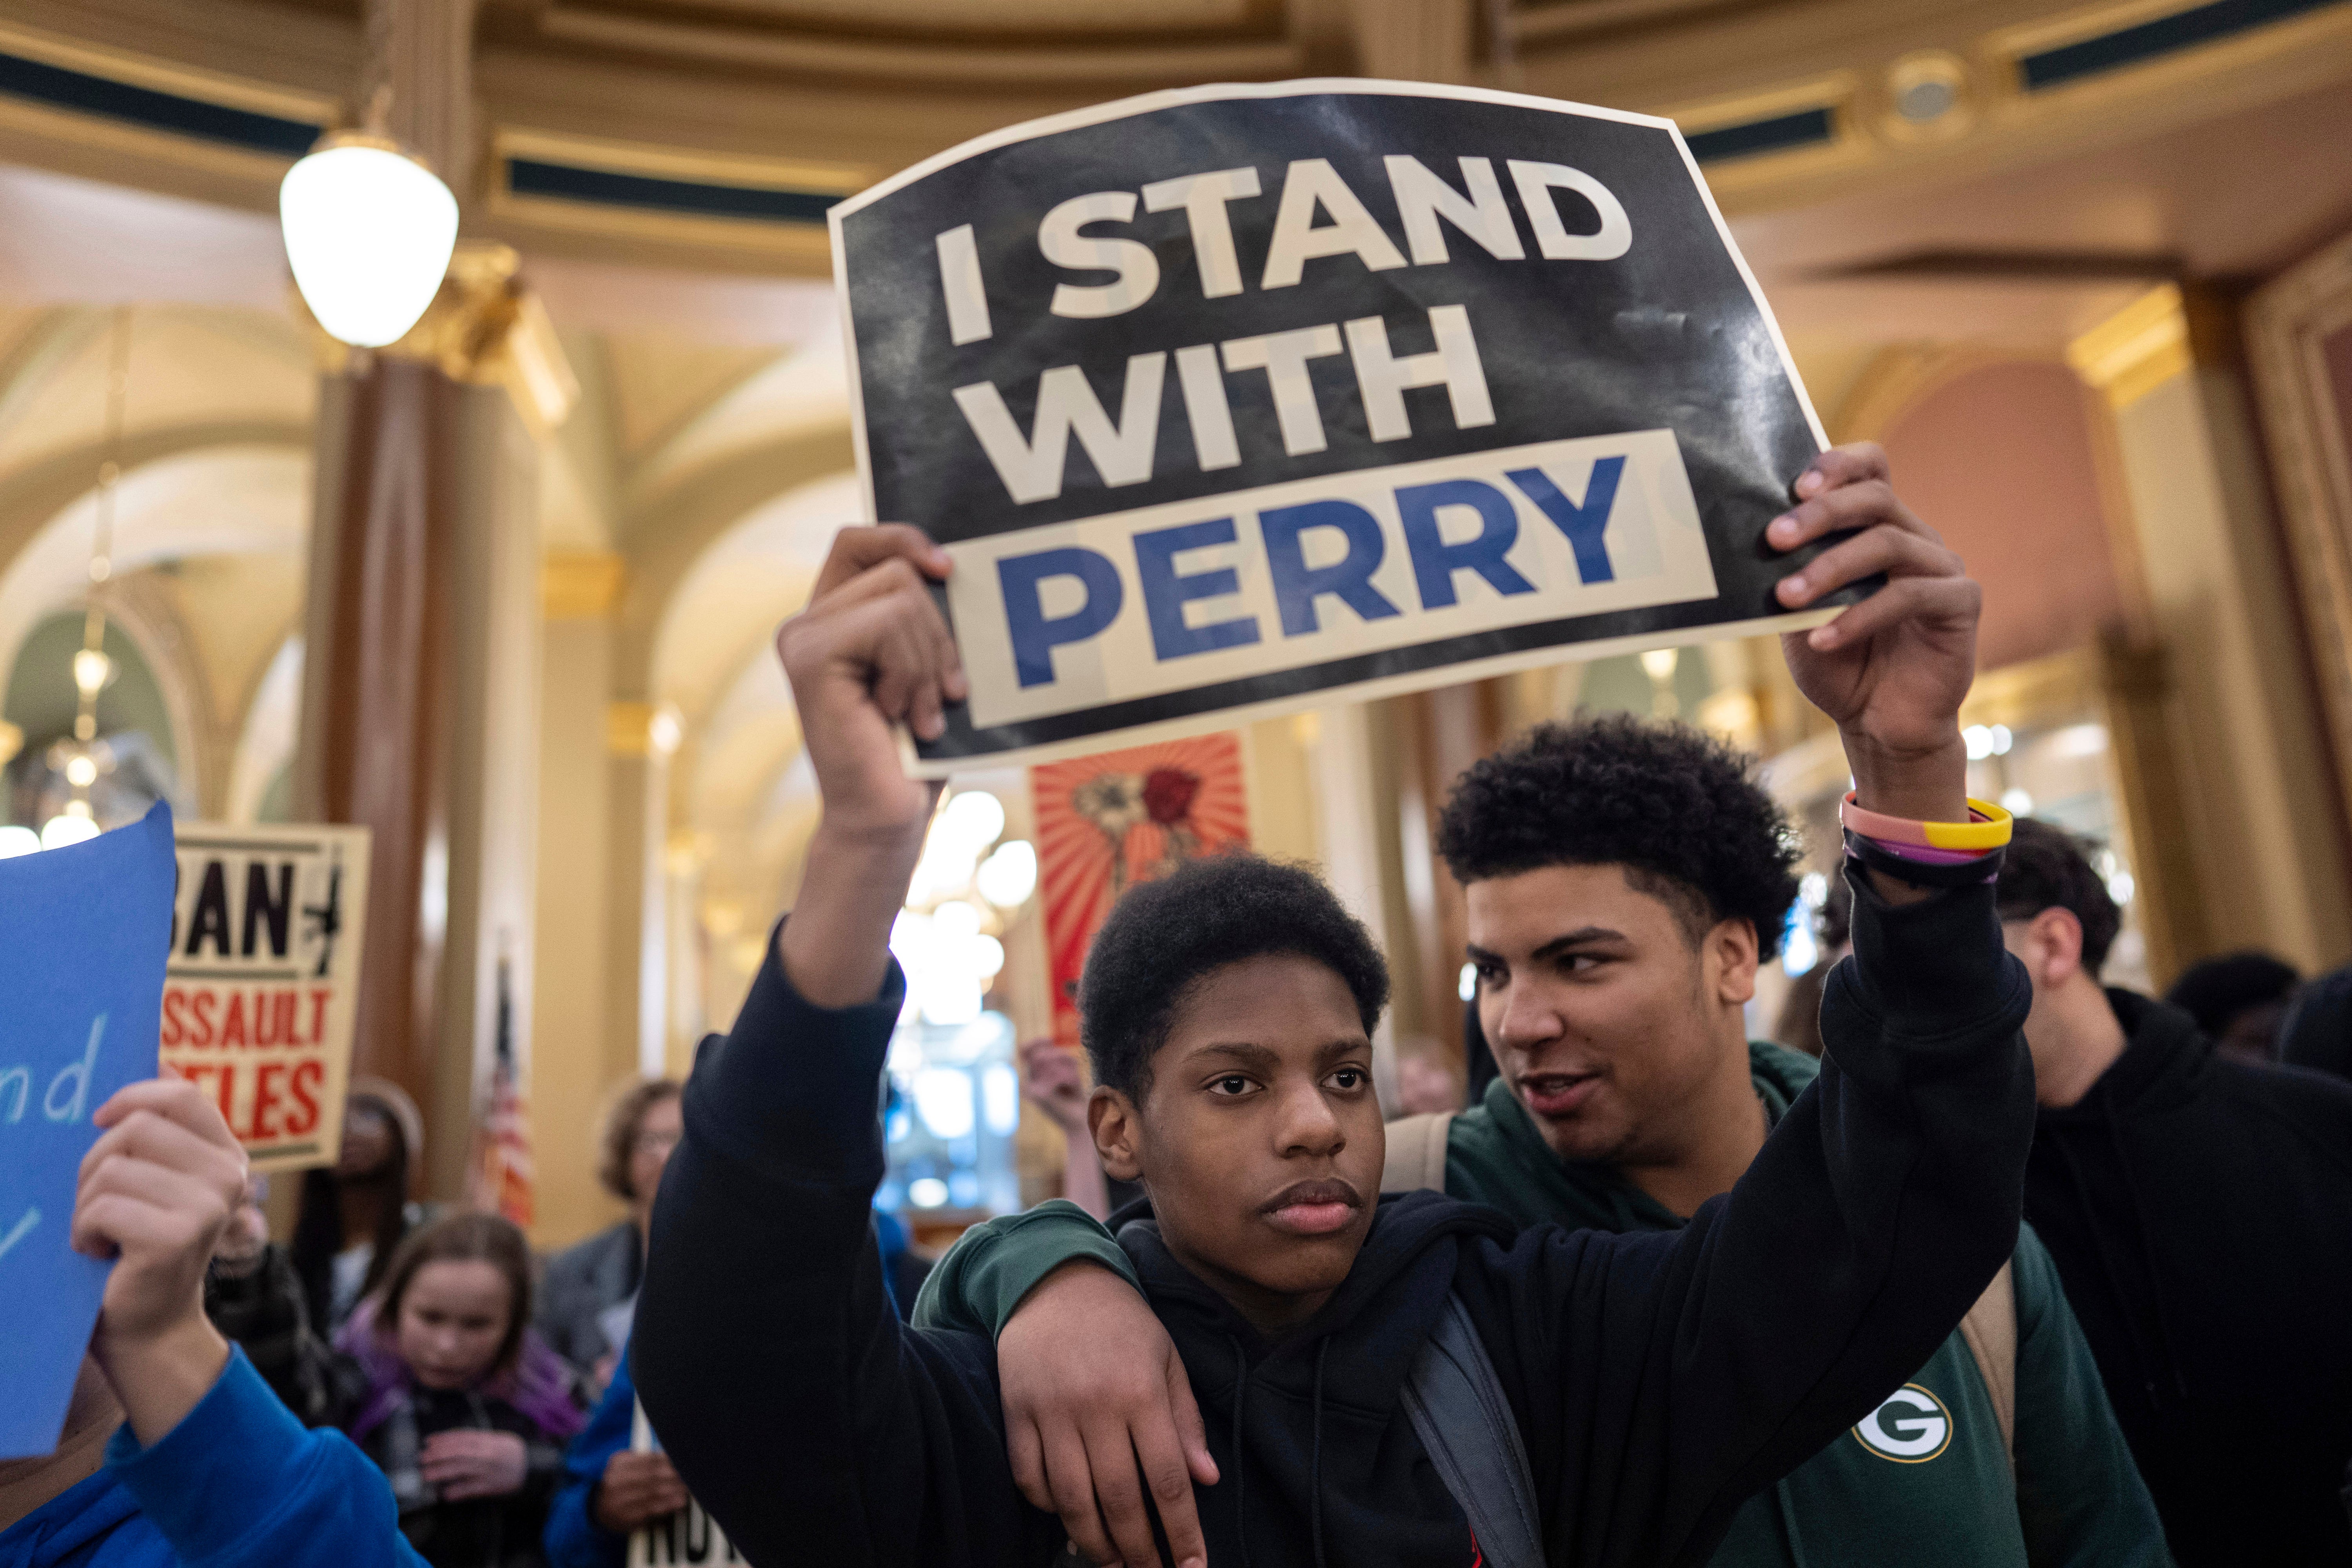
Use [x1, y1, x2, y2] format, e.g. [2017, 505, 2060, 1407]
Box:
[774, 524, 967, 844]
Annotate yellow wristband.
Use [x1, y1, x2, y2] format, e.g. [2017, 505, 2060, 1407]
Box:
[1837, 792, 2014, 852]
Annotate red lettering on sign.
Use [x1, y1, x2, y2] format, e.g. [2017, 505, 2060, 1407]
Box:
[162, 987, 187, 1048]
[307, 989, 331, 1045]
[287, 1060, 323, 1135]
[221, 992, 248, 1048]
[190, 991, 217, 1048]
[250, 1062, 287, 1140]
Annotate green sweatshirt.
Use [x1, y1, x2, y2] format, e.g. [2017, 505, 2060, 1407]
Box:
[918, 1042, 2170, 1568]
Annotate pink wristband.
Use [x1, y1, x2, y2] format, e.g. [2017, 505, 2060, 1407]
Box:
[1837, 792, 2013, 851]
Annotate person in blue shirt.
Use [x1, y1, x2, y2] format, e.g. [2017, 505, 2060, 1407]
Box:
[542, 1356, 680, 1568]
[543, 1213, 931, 1568]
[0, 1076, 426, 1568]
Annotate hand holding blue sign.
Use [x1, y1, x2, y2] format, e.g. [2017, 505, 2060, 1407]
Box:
[0, 802, 177, 1457]
[73, 1076, 246, 1446]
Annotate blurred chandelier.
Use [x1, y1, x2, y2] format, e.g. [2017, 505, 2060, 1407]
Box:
[279, 91, 458, 348]
[35, 309, 132, 852]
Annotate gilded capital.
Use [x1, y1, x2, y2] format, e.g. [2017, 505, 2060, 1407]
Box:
[295, 239, 579, 433]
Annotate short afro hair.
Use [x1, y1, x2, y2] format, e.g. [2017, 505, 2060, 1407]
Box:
[1434, 715, 1802, 960]
[1994, 819, 2121, 975]
[1080, 853, 1389, 1101]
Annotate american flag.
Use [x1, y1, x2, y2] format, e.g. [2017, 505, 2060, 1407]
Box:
[468, 955, 535, 1227]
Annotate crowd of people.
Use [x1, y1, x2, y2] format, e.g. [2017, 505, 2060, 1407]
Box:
[6, 441, 2350, 1568]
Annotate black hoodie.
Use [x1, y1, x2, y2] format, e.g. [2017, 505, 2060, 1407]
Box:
[2025, 989, 2352, 1565]
[635, 868, 2032, 1568]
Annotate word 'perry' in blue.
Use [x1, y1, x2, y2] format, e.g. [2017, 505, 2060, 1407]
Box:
[1137, 517, 1263, 661]
[1000, 547, 1125, 690]
[999, 460, 1626, 688]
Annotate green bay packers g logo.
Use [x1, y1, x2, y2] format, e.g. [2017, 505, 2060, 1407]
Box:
[1853, 1384, 1953, 1463]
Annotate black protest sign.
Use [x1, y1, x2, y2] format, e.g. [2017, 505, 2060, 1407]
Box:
[829, 80, 1837, 771]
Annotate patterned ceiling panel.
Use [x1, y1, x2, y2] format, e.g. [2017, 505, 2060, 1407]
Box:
[587, 0, 1269, 35]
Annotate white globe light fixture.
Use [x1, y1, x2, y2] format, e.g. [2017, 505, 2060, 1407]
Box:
[280, 133, 459, 348]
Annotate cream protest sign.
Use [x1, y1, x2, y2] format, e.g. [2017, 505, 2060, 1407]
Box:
[160, 822, 370, 1174]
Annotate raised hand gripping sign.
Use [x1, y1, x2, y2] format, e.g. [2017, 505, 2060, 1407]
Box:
[830, 79, 1841, 774]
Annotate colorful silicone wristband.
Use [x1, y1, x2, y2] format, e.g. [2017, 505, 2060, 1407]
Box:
[1843, 829, 2006, 889]
[1863, 837, 1991, 866]
[1837, 792, 2014, 852]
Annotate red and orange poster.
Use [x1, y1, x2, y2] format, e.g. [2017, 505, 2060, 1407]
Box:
[1032, 732, 1250, 1045]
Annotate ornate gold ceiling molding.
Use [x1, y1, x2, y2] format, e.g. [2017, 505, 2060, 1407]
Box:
[1513, 0, 1770, 45]
[626, 0, 1274, 31]
[535, 4, 1303, 85]
[0, 19, 337, 130]
[4, 0, 2349, 274]
[1651, 69, 1869, 199]
[0, 18, 334, 189]
[1984, 0, 2342, 91]
[1633, 0, 2352, 211]
[483, 126, 873, 269]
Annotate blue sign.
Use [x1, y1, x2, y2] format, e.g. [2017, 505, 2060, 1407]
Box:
[0, 803, 175, 1458]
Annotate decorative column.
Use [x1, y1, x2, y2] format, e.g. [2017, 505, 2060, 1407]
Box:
[289, 0, 577, 1196]
[2069, 283, 2352, 974]
[294, 245, 573, 1198]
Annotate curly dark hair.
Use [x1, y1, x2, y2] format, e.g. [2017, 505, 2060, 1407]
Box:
[1994, 818, 2121, 975]
[1434, 715, 1803, 959]
[1080, 852, 1390, 1100]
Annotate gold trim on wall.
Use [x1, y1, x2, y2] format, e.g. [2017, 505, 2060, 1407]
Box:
[544, 551, 626, 621]
[607, 700, 657, 759]
[2247, 229, 2352, 840]
[2067, 285, 2193, 410]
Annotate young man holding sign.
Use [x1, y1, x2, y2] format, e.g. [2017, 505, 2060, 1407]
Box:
[633, 443, 2040, 1567]
[929, 740, 2163, 1563]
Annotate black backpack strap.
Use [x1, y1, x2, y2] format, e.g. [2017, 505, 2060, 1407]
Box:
[1402, 1293, 1544, 1568]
